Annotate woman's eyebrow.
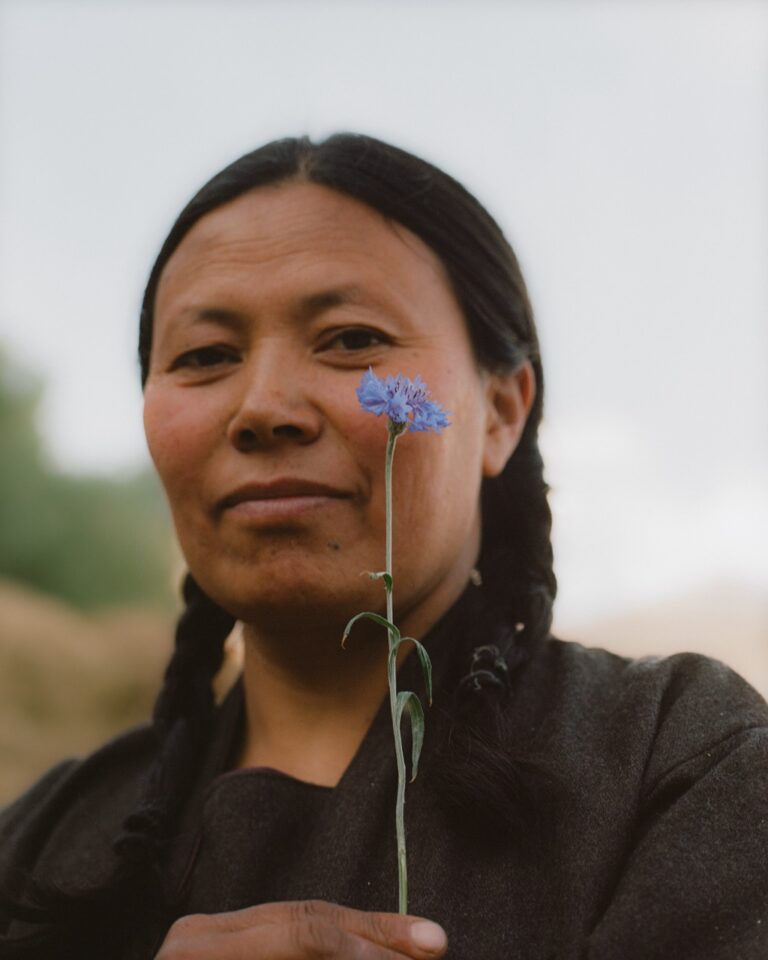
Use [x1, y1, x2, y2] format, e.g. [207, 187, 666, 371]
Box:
[296, 285, 369, 320]
[182, 307, 248, 330]
[176, 287, 372, 328]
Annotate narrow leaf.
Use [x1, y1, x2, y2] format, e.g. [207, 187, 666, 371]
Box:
[342, 610, 400, 647]
[399, 637, 433, 706]
[366, 571, 394, 593]
[396, 691, 426, 782]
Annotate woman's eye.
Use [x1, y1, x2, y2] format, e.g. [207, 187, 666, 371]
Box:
[323, 328, 388, 351]
[172, 346, 238, 370]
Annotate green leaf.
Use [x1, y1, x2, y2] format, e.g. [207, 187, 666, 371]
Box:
[342, 610, 400, 648]
[395, 637, 434, 706]
[366, 571, 393, 592]
[396, 690, 425, 782]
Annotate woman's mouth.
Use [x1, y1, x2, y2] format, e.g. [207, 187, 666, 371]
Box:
[217, 478, 352, 523]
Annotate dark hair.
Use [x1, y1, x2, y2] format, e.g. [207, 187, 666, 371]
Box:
[2, 134, 556, 955]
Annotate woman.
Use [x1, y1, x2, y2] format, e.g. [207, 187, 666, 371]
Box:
[1, 134, 766, 960]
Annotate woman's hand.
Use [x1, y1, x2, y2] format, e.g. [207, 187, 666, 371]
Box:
[154, 900, 448, 959]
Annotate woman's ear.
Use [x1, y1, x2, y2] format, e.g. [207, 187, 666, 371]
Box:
[481, 360, 536, 477]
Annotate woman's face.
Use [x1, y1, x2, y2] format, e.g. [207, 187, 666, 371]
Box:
[144, 182, 526, 634]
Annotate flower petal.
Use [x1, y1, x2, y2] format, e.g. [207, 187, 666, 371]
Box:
[356, 369, 450, 433]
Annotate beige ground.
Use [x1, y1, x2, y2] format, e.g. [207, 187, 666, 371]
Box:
[1, 577, 766, 806]
[0, 579, 173, 803]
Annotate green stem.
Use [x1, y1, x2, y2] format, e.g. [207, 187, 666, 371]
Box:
[385, 422, 408, 915]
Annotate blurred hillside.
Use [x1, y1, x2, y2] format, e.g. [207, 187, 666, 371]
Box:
[0, 578, 174, 802]
[0, 345, 178, 801]
[555, 580, 768, 699]
[0, 346, 173, 610]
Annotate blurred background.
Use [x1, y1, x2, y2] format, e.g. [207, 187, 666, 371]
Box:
[1, 0, 766, 803]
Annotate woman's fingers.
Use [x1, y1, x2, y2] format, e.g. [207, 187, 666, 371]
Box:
[155, 900, 448, 959]
[242, 900, 447, 956]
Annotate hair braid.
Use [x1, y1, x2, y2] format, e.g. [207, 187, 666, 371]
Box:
[112, 574, 234, 865]
[430, 426, 559, 843]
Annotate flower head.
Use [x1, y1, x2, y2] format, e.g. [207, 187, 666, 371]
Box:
[356, 368, 450, 433]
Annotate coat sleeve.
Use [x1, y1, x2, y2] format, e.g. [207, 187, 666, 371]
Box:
[587, 655, 768, 960]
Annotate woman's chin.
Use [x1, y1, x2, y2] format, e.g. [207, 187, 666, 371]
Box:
[197, 567, 384, 635]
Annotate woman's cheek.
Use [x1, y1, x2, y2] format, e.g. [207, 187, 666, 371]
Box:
[144, 389, 217, 485]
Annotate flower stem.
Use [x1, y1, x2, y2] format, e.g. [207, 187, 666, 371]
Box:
[385, 422, 408, 915]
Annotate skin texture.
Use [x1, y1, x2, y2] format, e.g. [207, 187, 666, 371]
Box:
[144, 181, 534, 956]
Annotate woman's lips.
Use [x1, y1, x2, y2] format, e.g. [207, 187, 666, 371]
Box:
[217, 479, 351, 523]
[225, 495, 340, 521]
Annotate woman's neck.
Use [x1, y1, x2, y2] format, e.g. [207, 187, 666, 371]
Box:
[235, 619, 397, 786]
[234, 553, 476, 787]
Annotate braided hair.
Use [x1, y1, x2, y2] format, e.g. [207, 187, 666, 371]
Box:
[1, 134, 556, 952]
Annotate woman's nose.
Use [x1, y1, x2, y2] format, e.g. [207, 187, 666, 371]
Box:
[226, 355, 322, 453]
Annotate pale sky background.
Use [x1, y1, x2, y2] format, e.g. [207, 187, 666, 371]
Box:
[0, 0, 766, 630]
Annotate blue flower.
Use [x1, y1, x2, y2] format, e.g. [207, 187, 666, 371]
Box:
[356, 368, 450, 433]
[410, 400, 451, 433]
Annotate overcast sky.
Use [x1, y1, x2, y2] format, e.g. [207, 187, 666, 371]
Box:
[0, 0, 766, 627]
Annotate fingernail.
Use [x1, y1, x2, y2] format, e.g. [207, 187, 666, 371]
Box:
[410, 920, 447, 954]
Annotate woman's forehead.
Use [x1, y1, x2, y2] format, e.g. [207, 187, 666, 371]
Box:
[154, 181, 453, 318]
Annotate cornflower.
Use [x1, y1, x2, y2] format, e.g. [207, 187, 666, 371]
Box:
[343, 368, 450, 914]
